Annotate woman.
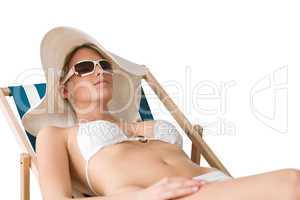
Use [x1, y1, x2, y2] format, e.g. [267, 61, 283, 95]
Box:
[25, 27, 300, 200]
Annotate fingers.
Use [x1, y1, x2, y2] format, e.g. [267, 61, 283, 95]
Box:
[156, 176, 206, 199]
[160, 185, 200, 199]
[159, 176, 205, 187]
[164, 180, 202, 189]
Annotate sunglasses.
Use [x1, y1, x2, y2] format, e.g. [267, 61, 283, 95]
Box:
[61, 59, 113, 85]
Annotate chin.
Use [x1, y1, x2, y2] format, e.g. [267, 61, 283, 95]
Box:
[94, 92, 112, 102]
[95, 89, 112, 97]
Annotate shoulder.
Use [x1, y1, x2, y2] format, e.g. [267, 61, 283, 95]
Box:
[36, 125, 74, 146]
[37, 125, 66, 138]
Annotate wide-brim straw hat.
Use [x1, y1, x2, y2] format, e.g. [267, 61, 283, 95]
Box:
[22, 26, 148, 136]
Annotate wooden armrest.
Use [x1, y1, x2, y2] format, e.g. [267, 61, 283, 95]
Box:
[191, 124, 203, 165]
[20, 153, 31, 200]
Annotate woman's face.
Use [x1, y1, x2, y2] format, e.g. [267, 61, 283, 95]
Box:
[61, 47, 113, 111]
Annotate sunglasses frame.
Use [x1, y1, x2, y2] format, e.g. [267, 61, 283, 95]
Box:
[60, 59, 113, 85]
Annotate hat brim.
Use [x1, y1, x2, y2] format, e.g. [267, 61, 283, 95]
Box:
[22, 26, 148, 136]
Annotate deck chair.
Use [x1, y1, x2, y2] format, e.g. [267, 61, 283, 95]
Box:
[0, 62, 231, 199]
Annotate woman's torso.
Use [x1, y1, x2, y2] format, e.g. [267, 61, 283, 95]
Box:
[64, 120, 214, 196]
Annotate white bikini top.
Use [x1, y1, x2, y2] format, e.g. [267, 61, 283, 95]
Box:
[75, 119, 183, 195]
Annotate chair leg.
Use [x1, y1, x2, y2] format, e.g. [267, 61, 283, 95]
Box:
[191, 124, 203, 165]
[20, 153, 31, 200]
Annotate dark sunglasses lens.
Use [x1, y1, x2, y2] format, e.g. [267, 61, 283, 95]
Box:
[74, 61, 94, 75]
[99, 60, 113, 72]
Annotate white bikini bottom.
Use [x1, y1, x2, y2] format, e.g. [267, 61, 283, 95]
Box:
[192, 169, 233, 183]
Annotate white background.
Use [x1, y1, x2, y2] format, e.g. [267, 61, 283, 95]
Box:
[0, 0, 299, 199]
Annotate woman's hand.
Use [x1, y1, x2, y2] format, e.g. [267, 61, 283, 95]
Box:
[136, 176, 206, 200]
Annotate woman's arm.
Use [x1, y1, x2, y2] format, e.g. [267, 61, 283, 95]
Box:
[36, 126, 141, 200]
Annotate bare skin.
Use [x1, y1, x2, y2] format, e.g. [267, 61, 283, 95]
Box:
[36, 46, 300, 200]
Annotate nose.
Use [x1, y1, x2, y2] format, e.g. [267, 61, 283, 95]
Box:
[95, 63, 103, 76]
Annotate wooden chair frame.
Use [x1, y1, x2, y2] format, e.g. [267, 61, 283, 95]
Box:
[0, 67, 231, 200]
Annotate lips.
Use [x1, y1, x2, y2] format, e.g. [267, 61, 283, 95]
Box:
[94, 80, 108, 86]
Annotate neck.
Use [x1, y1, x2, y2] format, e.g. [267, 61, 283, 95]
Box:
[73, 100, 120, 123]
